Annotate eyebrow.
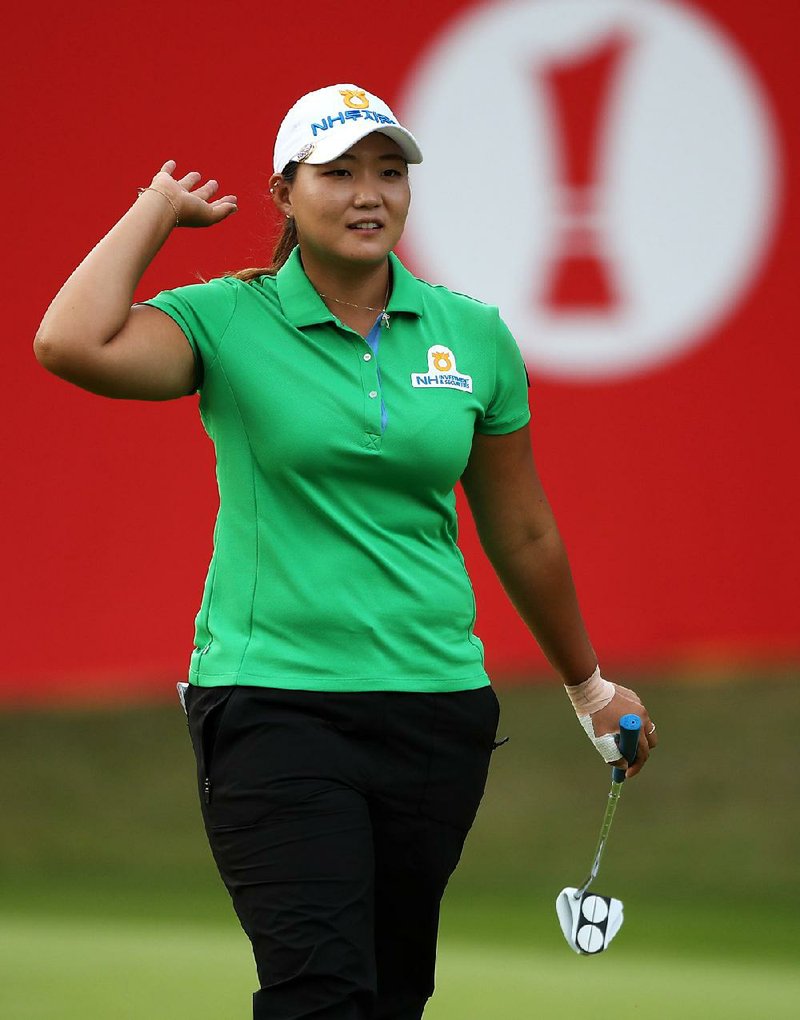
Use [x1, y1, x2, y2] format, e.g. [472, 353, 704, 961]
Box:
[332, 153, 408, 163]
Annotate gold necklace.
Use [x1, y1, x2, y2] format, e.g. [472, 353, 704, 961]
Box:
[319, 281, 391, 328]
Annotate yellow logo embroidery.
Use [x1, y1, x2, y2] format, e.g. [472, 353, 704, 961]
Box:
[431, 351, 453, 373]
[340, 89, 370, 110]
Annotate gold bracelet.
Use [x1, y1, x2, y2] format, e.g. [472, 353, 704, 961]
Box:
[136, 186, 180, 227]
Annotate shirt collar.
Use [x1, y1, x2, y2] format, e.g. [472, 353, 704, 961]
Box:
[386, 251, 425, 318]
[275, 247, 424, 328]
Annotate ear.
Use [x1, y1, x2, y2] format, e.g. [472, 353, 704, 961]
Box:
[269, 173, 293, 218]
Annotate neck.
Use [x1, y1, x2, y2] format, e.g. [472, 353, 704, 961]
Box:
[299, 250, 391, 310]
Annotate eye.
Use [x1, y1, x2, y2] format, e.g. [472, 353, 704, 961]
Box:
[323, 168, 351, 177]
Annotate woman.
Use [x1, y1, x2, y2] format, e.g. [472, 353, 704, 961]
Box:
[34, 84, 657, 1019]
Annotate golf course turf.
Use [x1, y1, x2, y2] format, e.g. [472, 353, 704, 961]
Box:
[1, 671, 797, 1017]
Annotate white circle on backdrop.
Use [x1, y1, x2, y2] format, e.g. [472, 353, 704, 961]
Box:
[398, 0, 780, 380]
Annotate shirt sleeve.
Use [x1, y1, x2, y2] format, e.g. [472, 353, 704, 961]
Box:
[135, 276, 238, 392]
[475, 311, 532, 435]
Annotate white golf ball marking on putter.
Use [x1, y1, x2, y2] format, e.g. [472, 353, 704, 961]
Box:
[581, 895, 609, 923]
[577, 923, 605, 953]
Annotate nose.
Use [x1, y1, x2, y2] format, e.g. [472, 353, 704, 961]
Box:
[353, 181, 382, 208]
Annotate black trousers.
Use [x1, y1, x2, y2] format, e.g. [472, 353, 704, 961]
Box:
[183, 683, 504, 1020]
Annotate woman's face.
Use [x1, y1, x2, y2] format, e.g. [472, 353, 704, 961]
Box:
[273, 133, 411, 270]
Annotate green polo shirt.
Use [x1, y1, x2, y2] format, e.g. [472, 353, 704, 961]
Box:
[140, 247, 531, 691]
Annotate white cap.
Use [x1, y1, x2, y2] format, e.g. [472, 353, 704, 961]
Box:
[273, 84, 423, 174]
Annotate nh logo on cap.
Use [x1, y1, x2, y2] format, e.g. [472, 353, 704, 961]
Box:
[411, 346, 473, 392]
[340, 89, 369, 110]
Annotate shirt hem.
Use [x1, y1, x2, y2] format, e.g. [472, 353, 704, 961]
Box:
[187, 669, 491, 692]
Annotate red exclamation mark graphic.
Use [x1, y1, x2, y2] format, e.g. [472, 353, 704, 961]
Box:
[540, 33, 631, 311]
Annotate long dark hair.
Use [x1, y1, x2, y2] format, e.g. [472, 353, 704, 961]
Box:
[218, 162, 300, 283]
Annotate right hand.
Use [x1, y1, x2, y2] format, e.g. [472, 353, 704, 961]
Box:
[147, 159, 238, 228]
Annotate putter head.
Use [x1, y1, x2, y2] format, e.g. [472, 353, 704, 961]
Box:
[555, 888, 624, 955]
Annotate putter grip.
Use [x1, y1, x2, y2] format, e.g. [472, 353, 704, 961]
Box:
[612, 713, 642, 783]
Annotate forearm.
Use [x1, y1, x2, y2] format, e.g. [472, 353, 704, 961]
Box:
[486, 527, 597, 686]
[34, 190, 176, 355]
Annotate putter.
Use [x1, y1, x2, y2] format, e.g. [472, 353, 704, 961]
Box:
[556, 713, 641, 955]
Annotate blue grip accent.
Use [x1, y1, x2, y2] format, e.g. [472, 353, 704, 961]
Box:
[612, 713, 642, 783]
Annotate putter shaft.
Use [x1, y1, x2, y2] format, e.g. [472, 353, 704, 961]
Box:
[573, 779, 624, 900]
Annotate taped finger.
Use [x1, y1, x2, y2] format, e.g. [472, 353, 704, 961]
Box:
[578, 714, 625, 764]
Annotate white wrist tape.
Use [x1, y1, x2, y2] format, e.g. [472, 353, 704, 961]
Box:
[565, 667, 621, 763]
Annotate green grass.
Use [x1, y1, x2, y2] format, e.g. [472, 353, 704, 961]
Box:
[2, 914, 798, 1019]
[1, 671, 798, 1016]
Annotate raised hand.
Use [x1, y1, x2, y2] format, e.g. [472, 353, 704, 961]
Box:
[147, 159, 238, 228]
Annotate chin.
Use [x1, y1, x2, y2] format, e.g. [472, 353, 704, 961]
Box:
[302, 231, 398, 270]
[338, 240, 393, 265]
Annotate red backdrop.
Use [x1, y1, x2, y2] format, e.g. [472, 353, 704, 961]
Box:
[4, 0, 798, 703]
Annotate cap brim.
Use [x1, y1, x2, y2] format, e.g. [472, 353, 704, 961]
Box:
[302, 122, 423, 166]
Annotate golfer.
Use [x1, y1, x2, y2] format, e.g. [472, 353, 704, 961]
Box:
[34, 84, 657, 1019]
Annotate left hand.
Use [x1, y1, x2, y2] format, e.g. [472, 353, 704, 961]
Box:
[590, 684, 658, 778]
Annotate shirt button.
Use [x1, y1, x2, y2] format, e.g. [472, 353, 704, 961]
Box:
[363, 353, 372, 361]
[369, 390, 378, 399]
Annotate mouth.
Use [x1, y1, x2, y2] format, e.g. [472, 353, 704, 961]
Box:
[347, 220, 384, 232]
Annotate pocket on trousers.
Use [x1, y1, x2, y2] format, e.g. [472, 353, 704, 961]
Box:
[487, 685, 509, 749]
[470, 685, 504, 752]
[418, 687, 500, 832]
[185, 685, 238, 804]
